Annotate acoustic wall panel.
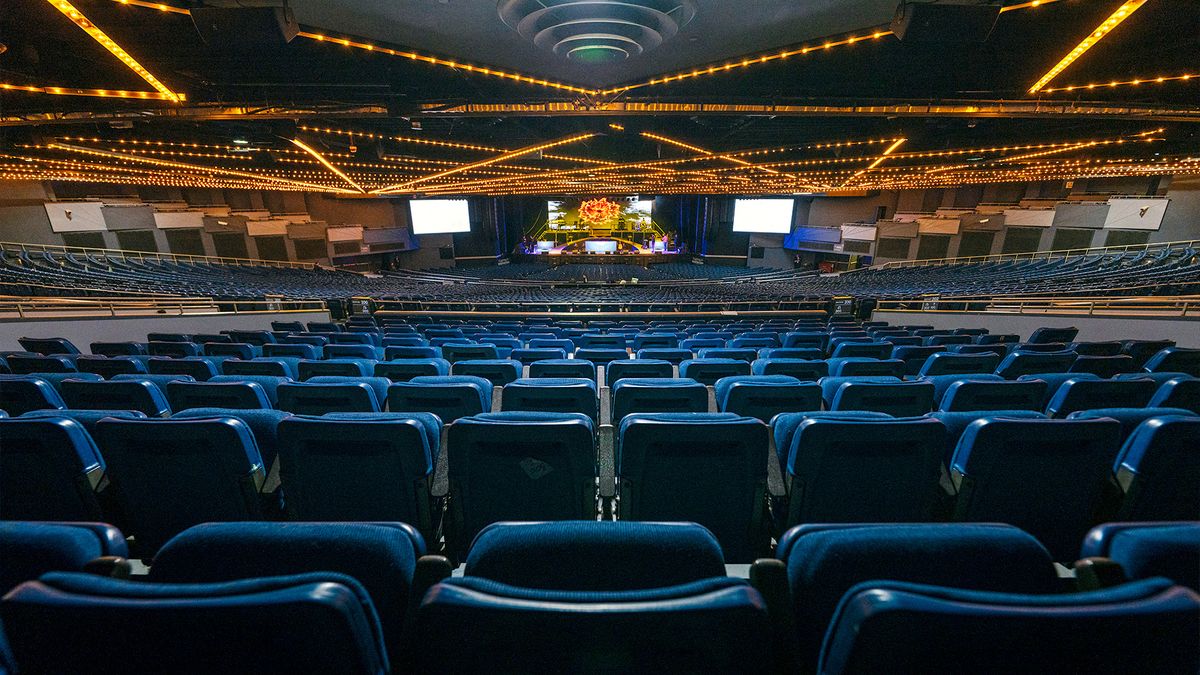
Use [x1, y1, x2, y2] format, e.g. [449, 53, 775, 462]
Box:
[1052, 203, 1109, 229]
[1003, 209, 1056, 227]
[45, 202, 106, 232]
[153, 211, 206, 230]
[841, 225, 878, 241]
[246, 220, 290, 237]
[1103, 197, 1169, 230]
[875, 221, 919, 238]
[326, 225, 364, 242]
[917, 218, 961, 235]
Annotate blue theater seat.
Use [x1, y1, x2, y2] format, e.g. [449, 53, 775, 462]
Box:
[976, 333, 1019, 345]
[1017, 371, 1098, 408]
[1148, 377, 1200, 412]
[7, 354, 77, 374]
[277, 414, 440, 538]
[0, 417, 107, 521]
[611, 378, 707, 423]
[891, 345, 945, 376]
[827, 357, 905, 378]
[818, 578, 1199, 675]
[780, 417, 944, 529]
[1, 572, 389, 675]
[282, 334, 329, 348]
[307, 321, 341, 333]
[263, 343, 321, 360]
[509, 348, 565, 365]
[925, 335, 972, 347]
[325, 343, 381, 360]
[678, 358, 750, 386]
[226, 330, 275, 346]
[19, 408, 147, 433]
[918, 351, 1002, 377]
[758, 348, 824, 361]
[1111, 416, 1200, 521]
[146, 332, 191, 343]
[995, 351, 1078, 379]
[167, 379, 272, 411]
[949, 417, 1122, 559]
[93, 417, 270, 552]
[76, 355, 148, 378]
[382, 336, 428, 348]
[147, 341, 202, 358]
[1120, 339, 1176, 367]
[818, 376, 900, 409]
[89, 341, 146, 357]
[632, 333, 679, 350]
[608, 359, 674, 385]
[500, 378, 598, 421]
[62, 378, 172, 417]
[830, 380, 935, 416]
[204, 342, 258, 360]
[298, 358, 374, 380]
[714, 375, 820, 422]
[277, 378, 384, 414]
[634, 348, 692, 365]
[440, 343, 499, 364]
[171, 408, 290, 469]
[150, 521, 423, 663]
[830, 342, 892, 360]
[1081, 522, 1200, 591]
[374, 358, 451, 382]
[18, 337, 80, 356]
[384, 345, 440, 360]
[729, 336, 777, 349]
[926, 410, 1048, 464]
[221, 357, 299, 379]
[447, 412, 596, 549]
[1068, 406, 1197, 442]
[771, 411, 892, 466]
[527, 338, 575, 352]
[752, 358, 828, 380]
[1027, 326, 1079, 344]
[680, 338, 724, 351]
[573, 348, 631, 366]
[26, 371, 100, 393]
[413, 521, 771, 672]
[528, 358, 596, 381]
[1070, 354, 1138, 377]
[776, 523, 1059, 669]
[1044, 377, 1157, 417]
[147, 356, 219, 381]
[388, 375, 493, 422]
[696, 347, 758, 363]
[451, 359, 523, 387]
[0, 522, 128, 595]
[271, 321, 305, 332]
[1144, 347, 1200, 377]
[617, 413, 769, 561]
[938, 378, 1045, 412]
[783, 331, 827, 350]
[577, 333, 627, 349]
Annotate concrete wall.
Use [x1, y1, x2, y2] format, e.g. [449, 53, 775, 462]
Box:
[871, 310, 1199, 348]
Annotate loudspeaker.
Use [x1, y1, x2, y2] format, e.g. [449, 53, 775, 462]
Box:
[891, 1, 1000, 43]
[191, 7, 298, 48]
[749, 246, 765, 259]
[438, 246, 455, 260]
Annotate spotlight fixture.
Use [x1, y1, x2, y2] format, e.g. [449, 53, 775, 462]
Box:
[498, 0, 696, 63]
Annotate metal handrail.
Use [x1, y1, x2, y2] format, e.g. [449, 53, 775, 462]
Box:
[874, 294, 1200, 318]
[0, 295, 328, 319]
[0, 241, 317, 270]
[867, 239, 1200, 270]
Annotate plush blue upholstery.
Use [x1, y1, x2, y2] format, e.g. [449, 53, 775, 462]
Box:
[500, 378, 598, 421]
[771, 411, 892, 466]
[714, 375, 820, 422]
[1144, 347, 1200, 376]
[1111, 416, 1200, 521]
[1148, 377, 1200, 413]
[938, 378, 1046, 412]
[752, 358, 828, 380]
[18, 337, 81, 356]
[926, 410, 1047, 464]
[171, 408, 290, 469]
[204, 342, 259, 360]
[1069, 354, 1138, 377]
[891, 346, 945, 376]
[451, 359, 523, 387]
[818, 376, 900, 408]
[509, 348, 566, 365]
[221, 357, 299, 379]
[388, 375, 493, 422]
[167, 379, 272, 411]
[1017, 371, 1100, 408]
[611, 377, 707, 423]
[264, 343, 322, 360]
[0, 522, 128, 595]
[441, 343, 500, 364]
[89, 341, 147, 357]
[528, 358, 596, 381]
[678, 358, 750, 386]
[62, 378, 171, 417]
[76, 355, 147, 378]
[695, 348, 758, 363]
[18, 408, 145, 433]
[147, 356, 220, 381]
[1044, 377, 1157, 417]
[24, 371, 101, 393]
[608, 359, 674, 384]
[1081, 522, 1200, 590]
[830, 380, 935, 416]
[6, 354, 77, 375]
[573, 348, 631, 366]
[918, 351, 1002, 377]
[0, 417, 107, 521]
[373, 358, 451, 382]
[995, 351, 1078, 379]
[298, 358, 375, 380]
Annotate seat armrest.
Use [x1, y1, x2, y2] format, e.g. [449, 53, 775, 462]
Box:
[84, 556, 132, 579]
[1073, 556, 1128, 591]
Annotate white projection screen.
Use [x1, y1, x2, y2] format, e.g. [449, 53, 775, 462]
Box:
[732, 198, 795, 233]
[409, 199, 471, 235]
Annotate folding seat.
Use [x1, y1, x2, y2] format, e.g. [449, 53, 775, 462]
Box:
[476, 337, 520, 358]
[775, 523, 1059, 670]
[1069, 354, 1138, 377]
[324, 343, 381, 360]
[383, 345, 440, 360]
[388, 375, 493, 422]
[1068, 406, 1197, 443]
[501, 378, 598, 421]
[818, 375, 899, 409]
[61, 378, 171, 417]
[573, 348, 630, 366]
[606, 358, 673, 385]
[508, 347, 565, 365]
[782, 331, 828, 350]
[451, 359, 523, 387]
[1069, 341, 1124, 357]
[0, 522, 128, 596]
[0, 417, 108, 521]
[830, 380, 935, 417]
[913, 329, 953, 338]
[93, 417, 270, 552]
[167, 379, 273, 411]
[976, 333, 1019, 345]
[226, 330, 276, 346]
[263, 342, 321, 360]
[271, 321, 305, 332]
[194, 333, 232, 344]
[695, 347, 758, 363]
[297, 358, 373, 380]
[277, 379, 383, 414]
[374, 358, 451, 382]
[693, 331, 734, 341]
[1147, 377, 1200, 413]
[631, 333, 679, 350]
[7, 354, 76, 374]
[19, 408, 146, 432]
[772, 411, 892, 467]
[1120, 339, 1176, 368]
[1017, 371, 1098, 408]
[332, 332, 381, 347]
[204, 342, 258, 360]
[17, 337, 80, 356]
[827, 357, 905, 378]
[426, 328, 466, 340]
[527, 338, 575, 352]
[752, 357, 828, 381]
[577, 333, 627, 349]
[924, 335, 972, 347]
[1108, 415, 1200, 520]
[148, 356, 219, 381]
[446, 412, 596, 548]
[277, 413, 440, 535]
[25, 371, 101, 393]
[1044, 377, 1157, 417]
[927, 410, 1047, 464]
[918, 351, 1002, 377]
[994, 350, 1077, 379]
[1, 572, 390, 675]
[529, 358, 596, 381]
[949, 343, 1008, 355]
[281, 333, 330, 347]
[149, 522, 424, 665]
[1027, 326, 1079, 344]
[146, 332, 191, 343]
[938, 379, 1045, 412]
[890, 345, 945, 376]
[617, 414, 769, 561]
[830, 341, 892, 359]
[818, 578, 1199, 675]
[949, 417, 1122, 559]
[1010, 341, 1069, 353]
[779, 417, 945, 529]
[76, 355, 147, 378]
[170, 407, 290, 470]
[1081, 522, 1200, 591]
[678, 358, 750, 386]
[714, 375, 820, 421]
[611, 378, 708, 423]
[1144, 347, 1200, 376]
[679, 337, 724, 351]
[729, 336, 777, 349]
[952, 328, 989, 337]
[759, 347, 823, 360]
[886, 336, 924, 346]
[221, 357, 298, 379]
[413, 521, 772, 672]
[382, 335, 427, 348]
[89, 341, 146, 357]
[146, 341, 202, 358]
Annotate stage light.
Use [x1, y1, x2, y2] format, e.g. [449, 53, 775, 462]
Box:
[1028, 0, 1148, 94]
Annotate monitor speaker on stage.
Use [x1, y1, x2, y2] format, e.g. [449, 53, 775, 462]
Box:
[191, 6, 299, 48]
[891, 1, 1000, 43]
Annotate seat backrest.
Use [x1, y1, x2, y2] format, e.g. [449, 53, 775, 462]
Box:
[387, 375, 493, 422]
[752, 358, 828, 380]
[1069, 354, 1137, 377]
[608, 359, 674, 385]
[1148, 377, 1200, 413]
[500, 378, 598, 421]
[0, 375, 67, 415]
[441, 343, 500, 364]
[827, 358, 905, 378]
[0, 417, 107, 521]
[263, 343, 321, 360]
[819, 578, 1200, 675]
[695, 348, 758, 363]
[276, 415, 436, 531]
[374, 358, 451, 382]
[616, 413, 768, 561]
[714, 375, 820, 422]
[18, 337, 80, 356]
[508, 348, 566, 365]
[220, 357, 297, 379]
[926, 410, 1048, 465]
[1, 572, 389, 675]
[950, 417, 1122, 559]
[0, 522, 128, 595]
[447, 412, 597, 549]
[1112, 416, 1200, 521]
[1068, 406, 1198, 443]
[227, 330, 275, 346]
[451, 359, 523, 387]
[1144, 347, 1200, 377]
[1045, 377, 1157, 417]
[147, 356, 219, 381]
[93, 417, 267, 552]
[1027, 326, 1079, 344]
[1081, 522, 1200, 591]
[89, 341, 146, 357]
[204, 342, 257, 360]
[167, 380, 272, 411]
[7, 354, 76, 375]
[830, 342, 892, 359]
[528, 358, 595, 381]
[918, 352, 1002, 377]
[678, 358, 751, 386]
[146, 341, 201, 358]
[831, 381, 935, 417]
[995, 351, 1078, 379]
[76, 355, 147, 378]
[297, 358, 374, 380]
[611, 378, 708, 423]
[633, 348, 692, 365]
[939, 379, 1045, 412]
[324, 344, 379, 360]
[61, 379, 171, 417]
[277, 380, 381, 414]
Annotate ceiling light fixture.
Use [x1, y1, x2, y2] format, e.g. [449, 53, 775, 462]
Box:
[1028, 0, 1148, 94]
[498, 0, 696, 64]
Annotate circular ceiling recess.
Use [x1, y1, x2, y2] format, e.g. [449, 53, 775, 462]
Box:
[498, 0, 697, 63]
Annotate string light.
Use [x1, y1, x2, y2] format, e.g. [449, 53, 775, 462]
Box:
[1043, 73, 1196, 94]
[290, 138, 366, 193]
[45, 0, 183, 102]
[0, 83, 177, 100]
[1028, 0, 1149, 94]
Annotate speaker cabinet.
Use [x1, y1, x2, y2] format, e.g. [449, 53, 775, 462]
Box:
[191, 7, 298, 48]
[891, 1, 1000, 43]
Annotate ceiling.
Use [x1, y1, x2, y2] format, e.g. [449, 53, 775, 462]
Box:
[0, 0, 1197, 196]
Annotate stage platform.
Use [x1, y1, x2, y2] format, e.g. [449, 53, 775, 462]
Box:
[514, 252, 681, 265]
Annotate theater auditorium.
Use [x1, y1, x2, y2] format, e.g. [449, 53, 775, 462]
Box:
[0, 0, 1198, 672]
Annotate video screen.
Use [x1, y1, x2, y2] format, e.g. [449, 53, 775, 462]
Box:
[409, 199, 471, 235]
[546, 196, 653, 230]
[732, 198, 795, 234]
